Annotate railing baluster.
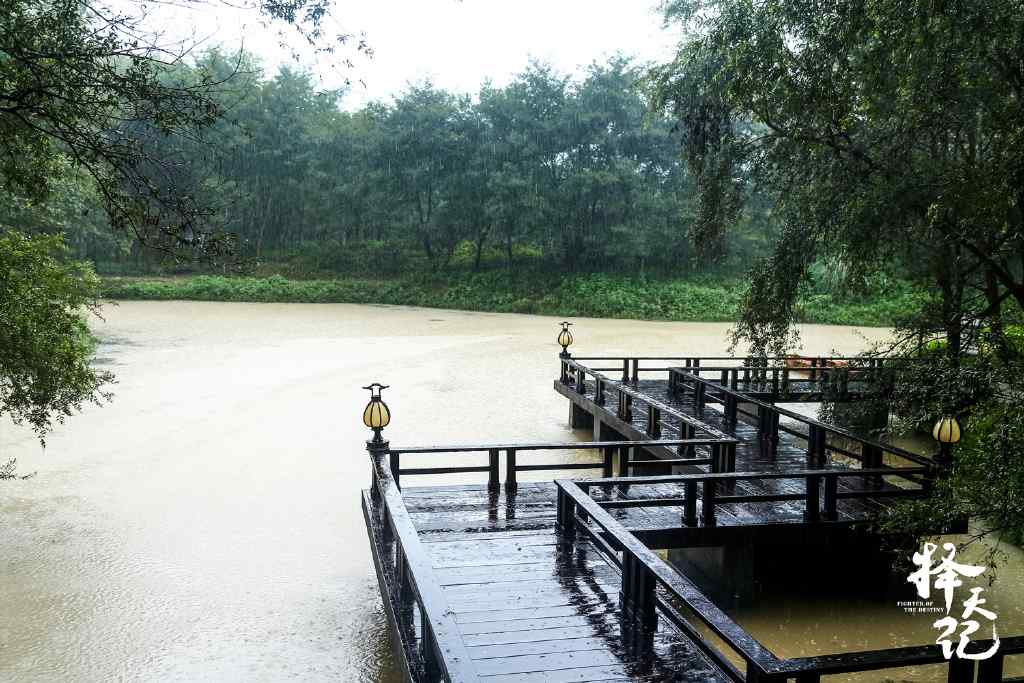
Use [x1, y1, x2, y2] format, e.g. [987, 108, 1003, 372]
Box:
[976, 652, 1003, 682]
[647, 404, 660, 438]
[823, 473, 838, 521]
[556, 485, 576, 533]
[488, 448, 499, 490]
[805, 474, 821, 522]
[948, 656, 976, 683]
[391, 451, 401, 490]
[595, 377, 605, 405]
[505, 448, 517, 490]
[631, 358, 639, 382]
[702, 479, 717, 526]
[683, 480, 698, 526]
[621, 553, 657, 631]
[421, 614, 441, 681]
[622, 358, 629, 382]
[621, 444, 632, 476]
[602, 446, 614, 477]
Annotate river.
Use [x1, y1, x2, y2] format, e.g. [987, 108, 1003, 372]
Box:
[1, 301, 1020, 680]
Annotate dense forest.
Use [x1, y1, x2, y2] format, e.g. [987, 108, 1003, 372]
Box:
[1, 50, 777, 278]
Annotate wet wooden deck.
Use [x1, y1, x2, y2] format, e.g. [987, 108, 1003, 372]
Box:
[402, 482, 733, 682]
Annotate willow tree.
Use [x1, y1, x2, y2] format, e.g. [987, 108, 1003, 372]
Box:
[651, 0, 1024, 357]
[650, 0, 1024, 548]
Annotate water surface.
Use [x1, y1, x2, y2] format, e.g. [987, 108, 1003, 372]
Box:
[0, 302, 1018, 680]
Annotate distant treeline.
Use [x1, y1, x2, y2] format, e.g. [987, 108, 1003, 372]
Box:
[1, 51, 776, 277]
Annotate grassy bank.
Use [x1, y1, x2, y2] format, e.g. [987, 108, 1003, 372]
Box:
[99, 272, 921, 326]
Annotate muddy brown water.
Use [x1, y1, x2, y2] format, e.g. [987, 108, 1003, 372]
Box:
[1, 302, 1020, 680]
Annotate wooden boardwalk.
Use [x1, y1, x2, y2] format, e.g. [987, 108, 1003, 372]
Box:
[362, 354, 1019, 682]
[403, 482, 732, 682]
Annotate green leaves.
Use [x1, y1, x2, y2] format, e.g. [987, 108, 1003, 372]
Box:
[0, 231, 113, 443]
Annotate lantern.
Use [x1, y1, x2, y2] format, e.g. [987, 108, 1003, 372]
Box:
[362, 383, 391, 445]
[932, 415, 961, 466]
[557, 322, 574, 357]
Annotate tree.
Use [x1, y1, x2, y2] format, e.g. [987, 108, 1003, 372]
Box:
[1, 0, 355, 444]
[0, 231, 113, 442]
[651, 0, 1024, 357]
[650, 0, 1024, 548]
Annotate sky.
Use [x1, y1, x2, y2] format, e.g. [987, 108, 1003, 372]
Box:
[141, 0, 681, 108]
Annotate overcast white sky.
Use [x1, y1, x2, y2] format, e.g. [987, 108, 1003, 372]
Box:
[152, 1, 680, 108]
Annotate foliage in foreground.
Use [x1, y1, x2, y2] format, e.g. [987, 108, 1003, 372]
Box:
[652, 0, 1024, 549]
[0, 231, 113, 442]
[99, 272, 920, 327]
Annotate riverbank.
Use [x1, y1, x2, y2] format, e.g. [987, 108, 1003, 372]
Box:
[99, 272, 921, 326]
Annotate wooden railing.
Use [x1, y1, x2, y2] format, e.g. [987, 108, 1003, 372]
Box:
[385, 439, 738, 490]
[560, 358, 739, 469]
[567, 354, 903, 385]
[671, 368, 934, 479]
[365, 450, 479, 683]
[556, 477, 1023, 682]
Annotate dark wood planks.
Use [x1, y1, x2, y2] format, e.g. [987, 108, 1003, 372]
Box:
[405, 484, 732, 682]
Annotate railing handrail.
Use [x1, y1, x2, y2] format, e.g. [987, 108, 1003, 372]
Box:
[672, 368, 934, 468]
[370, 452, 479, 682]
[556, 479, 783, 674]
[388, 438, 737, 455]
[570, 355, 908, 363]
[771, 635, 1024, 677]
[562, 358, 734, 440]
[576, 466, 928, 486]
[557, 477, 1019, 681]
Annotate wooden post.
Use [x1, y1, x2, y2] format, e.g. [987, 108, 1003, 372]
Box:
[622, 358, 630, 382]
[575, 366, 586, 393]
[862, 443, 883, 487]
[683, 480, 698, 526]
[556, 485, 576, 533]
[805, 474, 821, 522]
[505, 448, 517, 490]
[631, 358, 639, 382]
[602, 446, 614, 478]
[723, 443, 737, 472]
[947, 656, 976, 682]
[647, 404, 661, 438]
[725, 395, 738, 427]
[421, 615, 441, 681]
[560, 360, 569, 384]
[702, 479, 717, 526]
[620, 445, 632, 477]
[595, 378, 606, 405]
[488, 449, 500, 490]
[810, 357, 819, 381]
[621, 553, 657, 631]
[823, 473, 838, 521]
[390, 451, 401, 490]
[782, 366, 790, 394]
[977, 653, 1004, 682]
[710, 443, 722, 473]
[807, 425, 826, 468]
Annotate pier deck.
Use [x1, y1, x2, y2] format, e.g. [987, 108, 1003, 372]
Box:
[362, 354, 1020, 682]
[400, 482, 732, 682]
